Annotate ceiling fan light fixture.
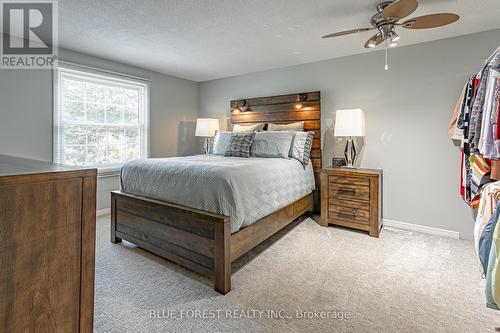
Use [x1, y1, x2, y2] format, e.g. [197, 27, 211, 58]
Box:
[320, 0, 460, 66]
[390, 31, 400, 42]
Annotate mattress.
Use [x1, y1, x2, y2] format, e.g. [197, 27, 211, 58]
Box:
[120, 155, 315, 233]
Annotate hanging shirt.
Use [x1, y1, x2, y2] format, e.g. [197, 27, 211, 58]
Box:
[479, 49, 500, 155]
[474, 181, 500, 262]
[478, 76, 500, 158]
[448, 85, 466, 141]
[458, 78, 475, 146]
[479, 201, 500, 274]
[486, 215, 500, 310]
[469, 154, 491, 198]
[469, 68, 490, 153]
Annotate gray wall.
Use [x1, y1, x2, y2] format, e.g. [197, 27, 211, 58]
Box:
[199, 29, 500, 239]
[2, 30, 499, 238]
[0, 48, 199, 211]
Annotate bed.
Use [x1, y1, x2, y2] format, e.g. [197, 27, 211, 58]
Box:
[111, 91, 321, 294]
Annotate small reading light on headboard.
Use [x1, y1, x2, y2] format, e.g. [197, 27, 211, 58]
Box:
[295, 94, 307, 109]
[232, 99, 247, 114]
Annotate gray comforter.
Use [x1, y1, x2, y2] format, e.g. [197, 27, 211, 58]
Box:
[120, 155, 315, 233]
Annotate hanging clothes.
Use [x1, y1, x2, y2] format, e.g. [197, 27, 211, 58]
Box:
[456, 78, 480, 204]
[491, 93, 500, 180]
[448, 85, 466, 141]
[479, 201, 500, 274]
[486, 216, 500, 310]
[474, 181, 500, 264]
[478, 77, 500, 158]
[469, 154, 491, 199]
[450, 47, 500, 312]
[469, 68, 489, 153]
[451, 47, 500, 208]
[458, 77, 476, 147]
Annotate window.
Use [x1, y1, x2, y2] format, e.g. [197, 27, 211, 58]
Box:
[54, 64, 149, 174]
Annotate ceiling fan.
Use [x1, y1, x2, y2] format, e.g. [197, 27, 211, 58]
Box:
[322, 0, 459, 69]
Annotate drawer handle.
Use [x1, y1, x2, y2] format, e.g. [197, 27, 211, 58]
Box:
[338, 187, 356, 193]
[339, 209, 358, 217]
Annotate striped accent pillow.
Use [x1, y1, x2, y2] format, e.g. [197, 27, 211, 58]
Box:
[225, 133, 256, 158]
[290, 131, 315, 165]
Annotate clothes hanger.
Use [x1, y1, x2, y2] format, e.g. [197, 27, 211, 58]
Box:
[485, 46, 500, 65]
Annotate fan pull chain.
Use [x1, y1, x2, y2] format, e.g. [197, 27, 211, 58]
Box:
[385, 39, 389, 71]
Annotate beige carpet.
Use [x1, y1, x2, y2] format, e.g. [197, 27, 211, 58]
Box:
[94, 215, 499, 332]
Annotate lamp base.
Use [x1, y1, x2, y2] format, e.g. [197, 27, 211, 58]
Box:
[344, 137, 357, 168]
[204, 137, 213, 154]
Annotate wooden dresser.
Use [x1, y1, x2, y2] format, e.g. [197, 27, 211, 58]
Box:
[320, 167, 383, 237]
[0, 154, 97, 332]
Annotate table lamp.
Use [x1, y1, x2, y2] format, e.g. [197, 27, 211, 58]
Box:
[334, 109, 366, 168]
[195, 118, 219, 154]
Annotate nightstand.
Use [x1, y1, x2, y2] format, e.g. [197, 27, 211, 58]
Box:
[320, 167, 383, 237]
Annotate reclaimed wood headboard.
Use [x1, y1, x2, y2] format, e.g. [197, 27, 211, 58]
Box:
[230, 91, 321, 185]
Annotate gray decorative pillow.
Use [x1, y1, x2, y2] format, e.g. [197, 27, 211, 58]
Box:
[251, 131, 294, 158]
[290, 131, 315, 165]
[225, 133, 255, 158]
[232, 123, 265, 133]
[213, 131, 232, 155]
[268, 122, 304, 132]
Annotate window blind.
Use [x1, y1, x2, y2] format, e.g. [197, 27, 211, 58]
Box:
[53, 63, 150, 175]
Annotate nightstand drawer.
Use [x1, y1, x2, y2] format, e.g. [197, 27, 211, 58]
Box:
[329, 199, 370, 225]
[329, 182, 370, 202]
[329, 175, 370, 187]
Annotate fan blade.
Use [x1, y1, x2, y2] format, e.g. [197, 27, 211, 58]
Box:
[322, 28, 372, 38]
[382, 0, 418, 20]
[402, 13, 459, 29]
[364, 33, 384, 49]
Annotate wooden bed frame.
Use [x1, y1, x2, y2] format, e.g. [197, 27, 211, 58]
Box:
[111, 91, 321, 294]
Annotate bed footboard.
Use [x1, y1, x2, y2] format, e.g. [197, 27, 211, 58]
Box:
[110, 191, 231, 294]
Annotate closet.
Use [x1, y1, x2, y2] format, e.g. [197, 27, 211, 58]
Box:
[449, 46, 500, 312]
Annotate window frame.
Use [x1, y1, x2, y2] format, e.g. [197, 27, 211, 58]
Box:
[53, 62, 150, 176]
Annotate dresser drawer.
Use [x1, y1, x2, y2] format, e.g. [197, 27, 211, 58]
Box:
[328, 198, 370, 225]
[329, 175, 370, 187]
[329, 182, 370, 202]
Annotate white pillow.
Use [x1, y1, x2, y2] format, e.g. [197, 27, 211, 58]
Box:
[212, 131, 232, 155]
[251, 131, 294, 158]
[268, 122, 304, 131]
[233, 123, 265, 133]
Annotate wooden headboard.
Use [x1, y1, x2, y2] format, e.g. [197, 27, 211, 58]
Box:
[231, 91, 321, 185]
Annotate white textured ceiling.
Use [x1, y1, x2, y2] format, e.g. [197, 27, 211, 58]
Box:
[58, 0, 500, 82]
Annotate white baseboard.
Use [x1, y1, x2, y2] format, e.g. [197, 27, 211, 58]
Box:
[96, 208, 111, 217]
[383, 219, 460, 240]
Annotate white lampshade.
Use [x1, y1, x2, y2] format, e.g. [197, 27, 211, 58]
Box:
[334, 109, 366, 137]
[195, 118, 219, 137]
